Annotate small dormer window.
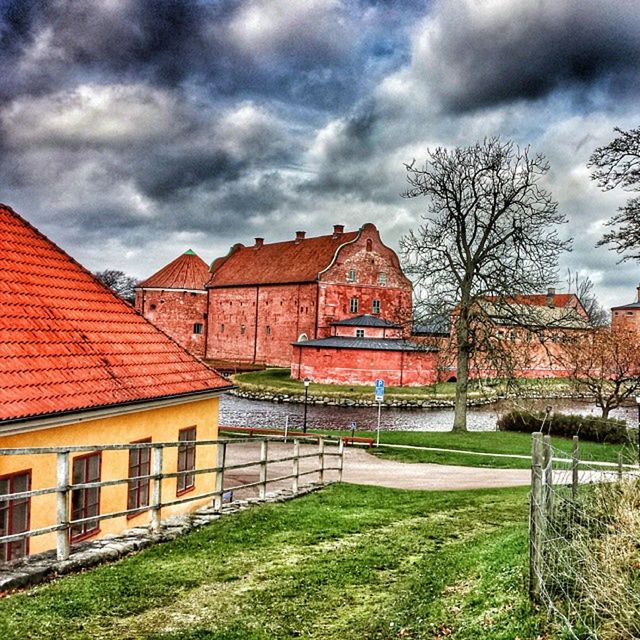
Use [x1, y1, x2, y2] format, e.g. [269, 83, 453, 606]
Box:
[378, 272, 387, 285]
[350, 297, 359, 313]
[347, 269, 357, 282]
[356, 329, 365, 338]
[372, 299, 381, 314]
[193, 323, 203, 335]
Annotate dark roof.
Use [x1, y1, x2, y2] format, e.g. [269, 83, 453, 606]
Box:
[413, 315, 450, 336]
[331, 314, 400, 328]
[207, 228, 360, 287]
[611, 301, 640, 310]
[292, 337, 437, 352]
[139, 249, 210, 290]
[0, 204, 231, 423]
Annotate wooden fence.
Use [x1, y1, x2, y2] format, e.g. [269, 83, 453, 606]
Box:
[0, 436, 344, 563]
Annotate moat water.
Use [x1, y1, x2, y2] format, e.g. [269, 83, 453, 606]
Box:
[220, 394, 637, 433]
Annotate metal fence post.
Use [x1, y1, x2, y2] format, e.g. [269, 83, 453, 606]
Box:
[214, 441, 226, 512]
[150, 445, 163, 533]
[292, 439, 300, 493]
[542, 435, 553, 522]
[259, 439, 268, 499]
[529, 432, 543, 602]
[318, 438, 325, 484]
[56, 451, 70, 561]
[338, 438, 345, 483]
[571, 435, 579, 501]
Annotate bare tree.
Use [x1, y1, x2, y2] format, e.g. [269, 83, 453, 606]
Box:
[589, 126, 640, 261]
[559, 327, 640, 418]
[565, 269, 609, 327]
[401, 138, 571, 431]
[94, 269, 138, 304]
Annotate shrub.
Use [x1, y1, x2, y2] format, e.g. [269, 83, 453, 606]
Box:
[497, 409, 630, 444]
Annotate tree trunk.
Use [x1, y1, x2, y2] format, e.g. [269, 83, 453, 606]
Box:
[453, 291, 471, 432]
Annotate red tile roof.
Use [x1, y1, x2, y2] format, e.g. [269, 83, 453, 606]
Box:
[208, 230, 359, 287]
[484, 293, 583, 311]
[0, 204, 231, 423]
[139, 249, 210, 290]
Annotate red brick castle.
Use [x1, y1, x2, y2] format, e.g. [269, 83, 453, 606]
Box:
[136, 223, 413, 368]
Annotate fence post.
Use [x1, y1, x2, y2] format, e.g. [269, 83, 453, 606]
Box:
[150, 445, 163, 533]
[618, 452, 624, 480]
[529, 432, 543, 602]
[214, 441, 226, 512]
[571, 435, 579, 501]
[56, 451, 70, 561]
[259, 439, 268, 499]
[543, 434, 553, 522]
[318, 438, 325, 484]
[338, 438, 345, 483]
[292, 439, 300, 493]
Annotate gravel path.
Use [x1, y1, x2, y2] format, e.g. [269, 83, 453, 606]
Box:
[223, 441, 532, 498]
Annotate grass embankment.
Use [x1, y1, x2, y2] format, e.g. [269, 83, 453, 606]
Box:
[0, 484, 551, 640]
[233, 368, 573, 401]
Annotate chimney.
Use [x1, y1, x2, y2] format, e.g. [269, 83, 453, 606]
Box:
[332, 224, 344, 238]
[254, 237, 264, 248]
[637, 283, 640, 303]
[295, 230, 306, 242]
[547, 287, 556, 307]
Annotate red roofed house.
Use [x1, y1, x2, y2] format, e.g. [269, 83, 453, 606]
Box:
[137, 223, 414, 367]
[135, 249, 210, 358]
[0, 204, 232, 560]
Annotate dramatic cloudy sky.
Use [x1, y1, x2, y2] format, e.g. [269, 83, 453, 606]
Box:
[1, 0, 639, 308]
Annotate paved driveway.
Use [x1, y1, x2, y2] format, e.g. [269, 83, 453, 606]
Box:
[222, 441, 532, 498]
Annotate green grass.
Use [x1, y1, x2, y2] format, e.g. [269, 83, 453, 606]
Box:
[233, 368, 573, 401]
[303, 429, 631, 469]
[0, 484, 553, 640]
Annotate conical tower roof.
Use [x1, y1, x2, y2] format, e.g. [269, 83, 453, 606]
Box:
[139, 249, 209, 290]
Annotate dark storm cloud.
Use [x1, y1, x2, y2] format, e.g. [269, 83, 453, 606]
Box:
[417, 0, 640, 112]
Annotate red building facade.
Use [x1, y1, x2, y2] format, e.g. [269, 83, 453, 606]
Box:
[611, 285, 640, 335]
[135, 250, 210, 358]
[204, 223, 413, 366]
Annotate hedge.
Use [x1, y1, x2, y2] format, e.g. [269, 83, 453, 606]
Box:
[497, 410, 630, 444]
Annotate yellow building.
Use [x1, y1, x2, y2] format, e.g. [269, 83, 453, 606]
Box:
[0, 204, 232, 560]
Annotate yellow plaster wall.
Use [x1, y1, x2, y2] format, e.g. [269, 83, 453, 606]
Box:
[0, 396, 219, 556]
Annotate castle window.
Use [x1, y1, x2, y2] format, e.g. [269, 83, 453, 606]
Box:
[220, 324, 224, 333]
[350, 297, 359, 313]
[366, 239, 373, 251]
[193, 323, 203, 335]
[149, 304, 157, 311]
[347, 269, 357, 282]
[378, 272, 387, 285]
[356, 329, 365, 338]
[241, 324, 246, 335]
[266, 326, 271, 335]
[372, 299, 381, 314]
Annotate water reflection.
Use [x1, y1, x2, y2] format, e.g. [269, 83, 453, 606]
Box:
[220, 394, 636, 433]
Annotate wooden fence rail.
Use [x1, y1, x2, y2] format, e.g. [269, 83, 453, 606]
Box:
[0, 436, 343, 563]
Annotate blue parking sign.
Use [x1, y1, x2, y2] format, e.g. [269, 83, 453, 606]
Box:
[375, 379, 385, 401]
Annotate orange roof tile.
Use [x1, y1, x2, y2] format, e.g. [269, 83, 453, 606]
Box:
[0, 204, 231, 423]
[484, 293, 581, 309]
[139, 249, 210, 290]
[208, 230, 359, 287]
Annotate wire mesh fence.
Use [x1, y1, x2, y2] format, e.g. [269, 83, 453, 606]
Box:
[529, 432, 640, 639]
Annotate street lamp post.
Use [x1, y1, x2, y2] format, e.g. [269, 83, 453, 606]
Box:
[303, 378, 311, 433]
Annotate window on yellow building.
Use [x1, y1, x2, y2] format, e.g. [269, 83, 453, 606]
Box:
[0, 470, 30, 561]
[71, 452, 101, 542]
[128, 439, 151, 516]
[177, 427, 197, 495]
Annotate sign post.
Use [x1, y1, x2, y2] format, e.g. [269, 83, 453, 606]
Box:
[375, 379, 384, 446]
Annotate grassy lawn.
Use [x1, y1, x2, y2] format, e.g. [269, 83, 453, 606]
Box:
[0, 484, 553, 640]
[233, 368, 573, 401]
[312, 430, 633, 469]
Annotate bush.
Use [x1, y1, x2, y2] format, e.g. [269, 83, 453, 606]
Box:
[497, 409, 630, 444]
